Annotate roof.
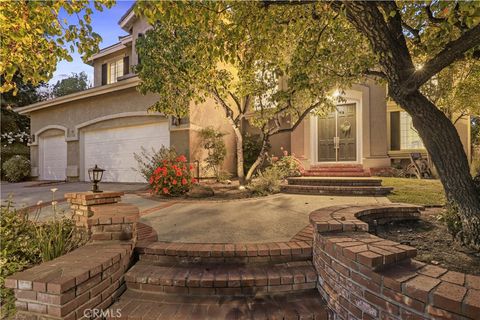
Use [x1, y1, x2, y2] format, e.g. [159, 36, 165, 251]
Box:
[17, 77, 140, 115]
[118, 2, 137, 32]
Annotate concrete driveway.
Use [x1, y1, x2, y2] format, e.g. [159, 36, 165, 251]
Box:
[1, 181, 148, 209]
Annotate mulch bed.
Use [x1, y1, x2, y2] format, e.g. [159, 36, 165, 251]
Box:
[374, 207, 480, 275]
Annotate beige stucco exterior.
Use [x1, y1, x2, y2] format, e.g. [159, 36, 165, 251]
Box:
[20, 76, 237, 181]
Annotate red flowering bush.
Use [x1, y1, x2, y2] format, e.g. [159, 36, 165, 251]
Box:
[148, 154, 196, 196]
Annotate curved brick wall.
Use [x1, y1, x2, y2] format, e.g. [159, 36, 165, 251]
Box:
[310, 204, 480, 320]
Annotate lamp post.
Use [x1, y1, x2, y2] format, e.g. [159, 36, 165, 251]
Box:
[88, 165, 105, 193]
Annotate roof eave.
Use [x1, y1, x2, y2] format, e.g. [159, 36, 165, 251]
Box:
[17, 77, 140, 115]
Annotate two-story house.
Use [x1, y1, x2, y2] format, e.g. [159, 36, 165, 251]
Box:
[16, 5, 472, 182]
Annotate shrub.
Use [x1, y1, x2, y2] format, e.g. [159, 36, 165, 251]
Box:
[148, 154, 196, 196]
[134, 146, 178, 181]
[438, 203, 463, 240]
[199, 127, 227, 180]
[0, 203, 85, 318]
[249, 165, 284, 196]
[271, 149, 303, 178]
[2, 155, 30, 182]
[1, 143, 30, 180]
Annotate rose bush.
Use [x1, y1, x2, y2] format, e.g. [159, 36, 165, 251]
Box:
[148, 154, 196, 196]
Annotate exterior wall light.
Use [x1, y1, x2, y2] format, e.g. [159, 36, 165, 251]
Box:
[88, 164, 105, 193]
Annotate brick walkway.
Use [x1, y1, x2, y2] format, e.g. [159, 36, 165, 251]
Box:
[108, 289, 328, 319]
[107, 223, 329, 319]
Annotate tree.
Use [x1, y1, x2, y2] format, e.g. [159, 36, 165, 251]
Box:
[331, 1, 480, 250]
[421, 59, 479, 124]
[0, 0, 114, 93]
[135, 1, 371, 183]
[52, 72, 90, 97]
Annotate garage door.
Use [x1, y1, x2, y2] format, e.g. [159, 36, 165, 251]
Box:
[83, 122, 170, 182]
[40, 134, 67, 180]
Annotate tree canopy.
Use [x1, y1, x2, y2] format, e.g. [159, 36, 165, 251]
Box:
[0, 0, 114, 93]
[135, 1, 373, 180]
[52, 72, 90, 97]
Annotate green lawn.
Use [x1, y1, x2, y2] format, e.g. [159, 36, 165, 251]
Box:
[379, 177, 446, 206]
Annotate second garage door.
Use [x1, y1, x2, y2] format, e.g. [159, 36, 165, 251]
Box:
[83, 122, 170, 182]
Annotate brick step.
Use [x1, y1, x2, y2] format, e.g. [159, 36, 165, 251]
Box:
[125, 261, 318, 296]
[108, 289, 328, 319]
[303, 171, 371, 177]
[310, 163, 363, 168]
[136, 241, 312, 265]
[280, 184, 393, 196]
[287, 177, 382, 187]
[137, 223, 158, 242]
[306, 167, 366, 172]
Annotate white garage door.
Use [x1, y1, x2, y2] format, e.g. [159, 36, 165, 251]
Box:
[83, 122, 170, 182]
[40, 135, 67, 180]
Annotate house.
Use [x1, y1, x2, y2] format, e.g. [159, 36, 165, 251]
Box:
[16, 6, 472, 183]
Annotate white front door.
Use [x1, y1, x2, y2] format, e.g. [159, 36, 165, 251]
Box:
[39, 134, 67, 180]
[83, 122, 170, 183]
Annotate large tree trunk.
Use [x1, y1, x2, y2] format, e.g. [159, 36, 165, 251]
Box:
[393, 90, 480, 249]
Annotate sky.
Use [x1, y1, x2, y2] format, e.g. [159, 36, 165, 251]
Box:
[50, 1, 135, 85]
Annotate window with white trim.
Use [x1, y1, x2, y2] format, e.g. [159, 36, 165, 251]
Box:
[399, 112, 424, 149]
[108, 58, 124, 84]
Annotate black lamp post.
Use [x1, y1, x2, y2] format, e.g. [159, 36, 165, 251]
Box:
[88, 165, 105, 193]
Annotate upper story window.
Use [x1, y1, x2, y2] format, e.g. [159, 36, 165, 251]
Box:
[108, 58, 124, 84]
[101, 56, 130, 85]
[253, 68, 279, 110]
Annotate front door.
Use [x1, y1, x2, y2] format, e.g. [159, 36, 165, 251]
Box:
[317, 103, 357, 162]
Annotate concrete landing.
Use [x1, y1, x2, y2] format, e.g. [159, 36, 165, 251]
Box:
[140, 194, 390, 243]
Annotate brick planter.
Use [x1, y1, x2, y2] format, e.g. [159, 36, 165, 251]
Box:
[310, 204, 480, 320]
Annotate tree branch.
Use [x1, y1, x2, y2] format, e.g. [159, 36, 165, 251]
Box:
[425, 4, 446, 24]
[402, 22, 421, 44]
[363, 69, 387, 78]
[210, 87, 237, 124]
[271, 101, 321, 135]
[399, 24, 480, 96]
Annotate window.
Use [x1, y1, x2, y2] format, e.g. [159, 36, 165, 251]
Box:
[253, 66, 279, 110]
[400, 112, 424, 149]
[390, 111, 424, 150]
[108, 58, 124, 84]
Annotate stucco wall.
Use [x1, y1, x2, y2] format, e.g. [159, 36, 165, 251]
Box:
[131, 17, 151, 67]
[189, 98, 237, 175]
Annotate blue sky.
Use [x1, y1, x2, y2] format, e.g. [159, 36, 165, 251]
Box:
[50, 1, 134, 85]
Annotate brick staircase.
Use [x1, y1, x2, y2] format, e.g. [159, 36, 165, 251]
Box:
[108, 239, 329, 319]
[303, 164, 371, 177]
[281, 177, 393, 196]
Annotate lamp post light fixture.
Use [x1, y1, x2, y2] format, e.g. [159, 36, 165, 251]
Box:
[88, 164, 105, 193]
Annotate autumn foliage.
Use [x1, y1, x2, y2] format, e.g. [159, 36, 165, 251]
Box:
[148, 155, 196, 196]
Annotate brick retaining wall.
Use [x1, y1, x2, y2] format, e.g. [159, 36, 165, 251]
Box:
[5, 243, 133, 319]
[310, 204, 480, 320]
[6, 192, 139, 320]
